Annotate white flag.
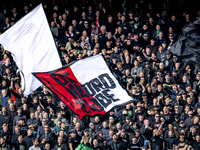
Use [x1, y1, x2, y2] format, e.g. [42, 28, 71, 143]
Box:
[0, 4, 62, 96]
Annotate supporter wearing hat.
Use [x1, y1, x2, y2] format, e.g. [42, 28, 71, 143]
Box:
[143, 61, 154, 79]
[140, 32, 150, 48]
[173, 114, 180, 129]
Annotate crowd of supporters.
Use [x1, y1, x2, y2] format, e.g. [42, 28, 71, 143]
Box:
[0, 0, 200, 150]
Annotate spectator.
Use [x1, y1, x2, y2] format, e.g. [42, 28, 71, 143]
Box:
[29, 138, 41, 150]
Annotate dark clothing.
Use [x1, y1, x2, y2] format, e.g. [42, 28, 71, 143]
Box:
[68, 136, 81, 149]
[127, 143, 140, 150]
[106, 140, 124, 150]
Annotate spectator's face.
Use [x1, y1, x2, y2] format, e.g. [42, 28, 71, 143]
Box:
[186, 15, 190, 20]
[159, 63, 164, 69]
[69, 26, 73, 31]
[171, 16, 176, 21]
[146, 48, 151, 54]
[45, 144, 50, 150]
[96, 11, 100, 17]
[82, 12, 86, 18]
[183, 76, 188, 82]
[44, 126, 49, 132]
[116, 123, 121, 129]
[143, 25, 147, 30]
[108, 16, 112, 22]
[51, 22, 55, 27]
[53, 13, 57, 18]
[108, 32, 112, 38]
[159, 32, 163, 38]
[109, 117, 114, 123]
[30, 113, 35, 119]
[17, 109, 22, 114]
[144, 120, 149, 126]
[27, 129, 32, 136]
[157, 85, 162, 91]
[84, 131, 89, 136]
[2, 108, 6, 114]
[72, 20, 77, 26]
[196, 135, 200, 142]
[0, 138, 5, 144]
[34, 140, 39, 146]
[180, 135, 185, 140]
[197, 75, 200, 80]
[132, 138, 137, 144]
[137, 56, 142, 62]
[3, 125, 8, 131]
[61, 21, 66, 27]
[135, 17, 139, 22]
[165, 75, 170, 80]
[59, 131, 64, 137]
[18, 137, 23, 143]
[114, 47, 118, 53]
[93, 139, 98, 146]
[169, 27, 173, 33]
[12, 8, 17, 13]
[139, 115, 144, 121]
[121, 16, 125, 22]
[58, 137, 63, 144]
[76, 122, 81, 128]
[166, 53, 171, 59]
[58, 120, 62, 126]
[125, 70, 130, 76]
[84, 138, 89, 144]
[103, 122, 108, 128]
[84, 22, 88, 27]
[113, 135, 118, 141]
[57, 112, 62, 118]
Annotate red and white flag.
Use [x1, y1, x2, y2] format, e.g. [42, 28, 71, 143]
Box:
[33, 54, 134, 119]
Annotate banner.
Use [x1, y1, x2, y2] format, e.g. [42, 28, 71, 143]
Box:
[0, 4, 62, 96]
[33, 54, 134, 119]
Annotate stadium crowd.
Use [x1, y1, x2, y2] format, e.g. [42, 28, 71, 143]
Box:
[0, 0, 200, 150]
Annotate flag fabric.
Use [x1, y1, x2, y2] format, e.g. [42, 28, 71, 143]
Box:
[75, 144, 93, 150]
[33, 54, 134, 119]
[0, 4, 62, 96]
[170, 18, 200, 64]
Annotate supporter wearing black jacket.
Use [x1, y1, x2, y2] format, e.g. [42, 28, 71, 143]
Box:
[105, 134, 123, 150]
[53, 137, 68, 150]
[39, 124, 55, 147]
[0, 106, 12, 130]
[193, 134, 200, 150]
[23, 129, 34, 149]
[0, 136, 11, 150]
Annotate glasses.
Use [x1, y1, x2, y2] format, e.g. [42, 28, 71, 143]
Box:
[84, 23, 88, 24]
[155, 116, 160, 117]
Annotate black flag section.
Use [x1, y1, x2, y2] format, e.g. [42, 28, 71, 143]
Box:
[170, 18, 200, 64]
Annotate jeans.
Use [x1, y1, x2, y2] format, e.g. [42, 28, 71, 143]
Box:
[144, 140, 150, 148]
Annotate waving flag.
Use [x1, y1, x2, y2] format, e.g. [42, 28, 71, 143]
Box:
[170, 18, 200, 64]
[33, 54, 134, 119]
[0, 4, 62, 96]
